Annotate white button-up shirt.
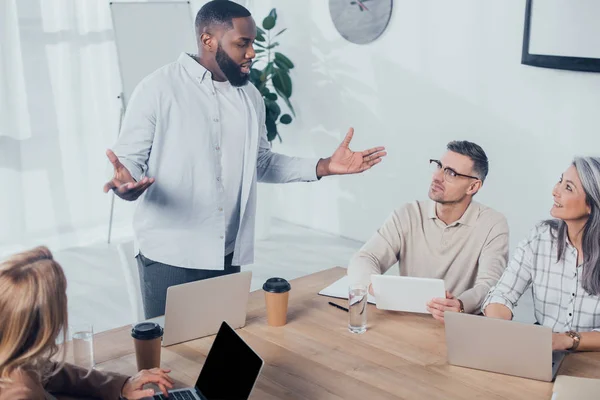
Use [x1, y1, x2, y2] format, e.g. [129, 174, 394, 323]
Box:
[483, 223, 600, 332]
[113, 53, 319, 269]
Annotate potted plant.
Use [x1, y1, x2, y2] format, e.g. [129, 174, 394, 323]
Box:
[249, 8, 296, 239]
[249, 8, 295, 142]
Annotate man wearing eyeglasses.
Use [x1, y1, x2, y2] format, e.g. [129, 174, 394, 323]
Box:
[347, 141, 509, 322]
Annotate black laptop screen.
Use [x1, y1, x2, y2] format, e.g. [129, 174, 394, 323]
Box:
[196, 322, 263, 400]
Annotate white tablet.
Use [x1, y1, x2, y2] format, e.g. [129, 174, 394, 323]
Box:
[371, 275, 445, 313]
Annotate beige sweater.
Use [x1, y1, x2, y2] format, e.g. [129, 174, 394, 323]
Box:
[347, 200, 509, 313]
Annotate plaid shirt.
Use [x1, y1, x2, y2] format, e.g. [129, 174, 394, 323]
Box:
[482, 223, 600, 332]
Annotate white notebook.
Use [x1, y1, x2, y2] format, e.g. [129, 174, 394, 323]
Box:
[318, 275, 376, 304]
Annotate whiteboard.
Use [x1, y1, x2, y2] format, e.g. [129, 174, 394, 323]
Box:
[529, 0, 600, 59]
[110, 1, 196, 106]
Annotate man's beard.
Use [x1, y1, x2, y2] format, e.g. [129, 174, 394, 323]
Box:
[216, 44, 249, 87]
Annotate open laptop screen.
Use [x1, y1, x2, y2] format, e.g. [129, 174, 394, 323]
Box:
[196, 322, 263, 399]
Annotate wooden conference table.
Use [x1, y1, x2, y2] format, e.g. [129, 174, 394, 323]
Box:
[81, 267, 600, 399]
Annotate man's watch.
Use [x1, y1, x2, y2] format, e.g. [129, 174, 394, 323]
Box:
[565, 330, 581, 351]
[457, 299, 465, 313]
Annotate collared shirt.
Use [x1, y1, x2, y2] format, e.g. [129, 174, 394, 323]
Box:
[212, 79, 246, 254]
[482, 223, 600, 332]
[112, 53, 319, 269]
[347, 200, 509, 313]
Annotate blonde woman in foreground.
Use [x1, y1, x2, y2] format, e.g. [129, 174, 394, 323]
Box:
[483, 157, 600, 352]
[0, 246, 173, 399]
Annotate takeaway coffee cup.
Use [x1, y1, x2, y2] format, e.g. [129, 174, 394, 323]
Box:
[131, 322, 163, 371]
[263, 278, 291, 327]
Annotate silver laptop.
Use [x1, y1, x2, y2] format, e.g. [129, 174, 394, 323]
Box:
[153, 321, 264, 400]
[160, 271, 252, 346]
[444, 312, 567, 382]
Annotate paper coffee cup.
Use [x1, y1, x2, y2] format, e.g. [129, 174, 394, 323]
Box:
[131, 322, 163, 371]
[263, 278, 291, 327]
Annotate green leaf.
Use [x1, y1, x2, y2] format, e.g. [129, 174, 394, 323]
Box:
[265, 99, 281, 117]
[265, 42, 280, 50]
[255, 32, 266, 42]
[274, 28, 287, 37]
[274, 52, 294, 69]
[249, 68, 261, 83]
[266, 131, 278, 142]
[255, 49, 266, 54]
[274, 60, 288, 72]
[273, 86, 296, 117]
[272, 68, 292, 98]
[250, 68, 261, 79]
[259, 85, 270, 97]
[265, 114, 278, 142]
[280, 114, 292, 124]
[269, 8, 277, 20]
[260, 62, 274, 82]
[254, 41, 266, 49]
[257, 27, 266, 35]
[262, 16, 276, 30]
[266, 93, 278, 101]
[266, 130, 278, 142]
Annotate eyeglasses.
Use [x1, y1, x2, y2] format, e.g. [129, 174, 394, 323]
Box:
[429, 159, 480, 183]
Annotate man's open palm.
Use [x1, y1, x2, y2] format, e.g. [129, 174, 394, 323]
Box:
[103, 149, 154, 201]
[328, 128, 386, 175]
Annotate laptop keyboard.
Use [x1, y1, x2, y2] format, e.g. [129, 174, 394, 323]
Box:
[154, 389, 197, 400]
[552, 351, 565, 366]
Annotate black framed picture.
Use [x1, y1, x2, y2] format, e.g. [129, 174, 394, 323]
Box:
[521, 0, 600, 73]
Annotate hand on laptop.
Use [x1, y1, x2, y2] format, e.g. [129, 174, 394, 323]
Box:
[426, 291, 462, 323]
[121, 368, 174, 399]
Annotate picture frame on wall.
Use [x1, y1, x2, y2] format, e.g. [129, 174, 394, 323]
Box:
[521, 0, 600, 73]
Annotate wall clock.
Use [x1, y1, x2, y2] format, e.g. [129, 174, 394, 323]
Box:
[329, 0, 393, 45]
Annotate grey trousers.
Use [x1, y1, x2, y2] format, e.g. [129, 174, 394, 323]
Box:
[136, 252, 240, 319]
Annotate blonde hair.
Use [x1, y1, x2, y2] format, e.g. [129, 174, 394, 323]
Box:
[0, 246, 68, 384]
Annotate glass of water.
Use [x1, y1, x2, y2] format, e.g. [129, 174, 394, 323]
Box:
[348, 284, 368, 334]
[70, 323, 95, 369]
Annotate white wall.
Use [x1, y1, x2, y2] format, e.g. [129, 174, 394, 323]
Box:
[0, 0, 252, 257]
[255, 0, 600, 251]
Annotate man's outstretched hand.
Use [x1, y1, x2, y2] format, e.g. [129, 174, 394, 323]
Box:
[103, 149, 154, 201]
[316, 128, 386, 178]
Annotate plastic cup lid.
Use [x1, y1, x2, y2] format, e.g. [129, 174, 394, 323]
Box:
[131, 322, 163, 340]
[262, 277, 291, 293]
